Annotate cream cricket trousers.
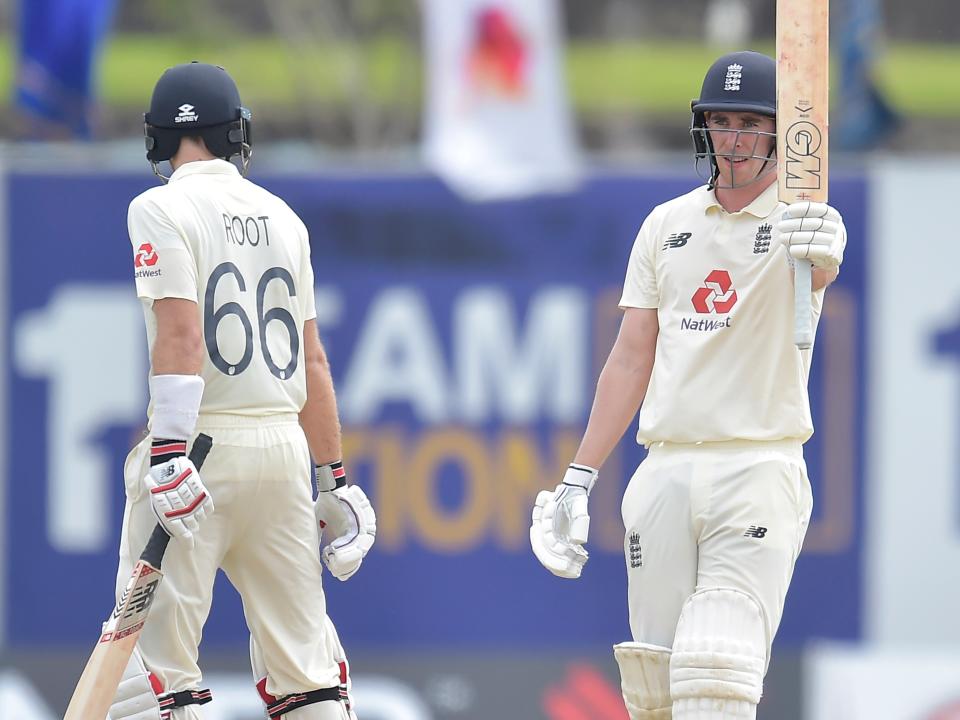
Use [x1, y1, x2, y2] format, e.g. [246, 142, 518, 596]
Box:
[116, 413, 343, 709]
[621, 439, 813, 655]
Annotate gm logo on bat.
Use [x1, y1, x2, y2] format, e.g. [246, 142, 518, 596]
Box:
[784, 117, 823, 191]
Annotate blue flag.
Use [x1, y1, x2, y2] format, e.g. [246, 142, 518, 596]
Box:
[16, 0, 118, 138]
[837, 0, 900, 150]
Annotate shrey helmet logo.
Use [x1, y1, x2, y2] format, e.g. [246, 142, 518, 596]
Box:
[134, 243, 159, 268]
[692, 270, 737, 313]
[724, 63, 743, 91]
[175, 104, 198, 124]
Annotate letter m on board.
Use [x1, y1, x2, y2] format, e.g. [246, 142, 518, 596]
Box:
[785, 147, 822, 190]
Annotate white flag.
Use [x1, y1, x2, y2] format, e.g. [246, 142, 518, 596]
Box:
[422, 0, 581, 201]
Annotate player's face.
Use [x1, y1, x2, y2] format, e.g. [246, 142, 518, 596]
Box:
[705, 112, 777, 187]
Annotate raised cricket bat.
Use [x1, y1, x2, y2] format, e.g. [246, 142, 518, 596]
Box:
[777, 0, 829, 349]
[63, 433, 213, 720]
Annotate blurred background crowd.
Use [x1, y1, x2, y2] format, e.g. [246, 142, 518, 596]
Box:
[1, 1, 959, 719]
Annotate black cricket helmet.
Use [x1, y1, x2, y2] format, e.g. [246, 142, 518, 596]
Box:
[144, 62, 251, 173]
[690, 51, 776, 188]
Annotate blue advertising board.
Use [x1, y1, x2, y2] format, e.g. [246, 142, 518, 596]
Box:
[3, 170, 866, 651]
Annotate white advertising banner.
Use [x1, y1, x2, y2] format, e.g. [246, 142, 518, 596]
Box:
[806, 645, 960, 719]
[421, 0, 580, 200]
[866, 160, 960, 645]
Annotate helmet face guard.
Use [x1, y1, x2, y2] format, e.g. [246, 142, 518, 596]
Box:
[690, 121, 777, 189]
[690, 51, 776, 189]
[143, 62, 253, 180]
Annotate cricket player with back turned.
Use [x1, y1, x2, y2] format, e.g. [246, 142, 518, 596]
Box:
[531, 51, 847, 719]
[107, 62, 376, 720]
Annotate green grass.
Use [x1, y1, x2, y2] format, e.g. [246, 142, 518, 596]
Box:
[4, 35, 960, 118]
[98, 35, 423, 108]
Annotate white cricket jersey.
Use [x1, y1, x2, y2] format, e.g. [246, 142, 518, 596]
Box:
[619, 182, 823, 445]
[128, 159, 317, 416]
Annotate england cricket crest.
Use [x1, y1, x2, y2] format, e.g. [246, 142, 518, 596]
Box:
[628, 533, 642, 569]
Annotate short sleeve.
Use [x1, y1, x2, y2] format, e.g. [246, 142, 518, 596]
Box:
[296, 216, 317, 321]
[128, 193, 199, 302]
[618, 212, 660, 309]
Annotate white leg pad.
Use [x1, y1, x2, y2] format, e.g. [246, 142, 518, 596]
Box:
[278, 704, 348, 719]
[250, 623, 354, 720]
[167, 709, 203, 720]
[613, 642, 672, 719]
[108, 647, 164, 720]
[669, 588, 765, 720]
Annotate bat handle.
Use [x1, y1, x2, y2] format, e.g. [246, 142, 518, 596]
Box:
[140, 524, 172, 568]
[139, 433, 214, 568]
[793, 260, 813, 349]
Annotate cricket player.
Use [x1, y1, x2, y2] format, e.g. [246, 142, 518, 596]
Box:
[107, 62, 376, 720]
[530, 51, 846, 719]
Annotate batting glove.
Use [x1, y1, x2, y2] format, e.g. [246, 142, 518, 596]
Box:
[530, 464, 598, 579]
[314, 461, 377, 581]
[776, 201, 847, 269]
[144, 438, 214, 548]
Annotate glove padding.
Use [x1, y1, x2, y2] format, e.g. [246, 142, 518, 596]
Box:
[776, 201, 846, 269]
[144, 456, 213, 548]
[315, 484, 377, 581]
[530, 464, 597, 579]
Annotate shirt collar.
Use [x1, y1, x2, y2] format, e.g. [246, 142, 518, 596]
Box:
[169, 158, 240, 182]
[703, 180, 779, 218]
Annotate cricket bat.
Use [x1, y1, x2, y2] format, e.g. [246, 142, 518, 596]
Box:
[63, 433, 213, 720]
[777, 0, 830, 349]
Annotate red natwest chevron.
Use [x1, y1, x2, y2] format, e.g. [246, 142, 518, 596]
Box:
[692, 269, 737, 314]
[135, 243, 159, 268]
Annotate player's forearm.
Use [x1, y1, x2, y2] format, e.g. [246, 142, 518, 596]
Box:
[812, 266, 838, 291]
[151, 299, 204, 375]
[574, 346, 653, 470]
[300, 346, 343, 466]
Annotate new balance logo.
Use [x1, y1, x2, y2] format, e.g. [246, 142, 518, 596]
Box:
[663, 232, 691, 249]
[744, 525, 768, 539]
[628, 533, 642, 568]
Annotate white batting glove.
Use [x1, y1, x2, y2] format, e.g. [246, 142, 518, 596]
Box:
[314, 462, 377, 581]
[530, 464, 598, 579]
[776, 201, 847, 269]
[144, 443, 214, 548]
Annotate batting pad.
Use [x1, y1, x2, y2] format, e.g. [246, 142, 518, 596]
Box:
[613, 642, 672, 719]
[670, 588, 765, 718]
[108, 647, 163, 720]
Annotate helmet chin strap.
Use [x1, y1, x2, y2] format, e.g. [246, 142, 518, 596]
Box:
[238, 144, 252, 177]
[149, 145, 251, 183]
[150, 161, 171, 184]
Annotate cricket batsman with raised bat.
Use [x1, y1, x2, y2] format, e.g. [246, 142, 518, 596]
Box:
[531, 51, 846, 719]
[102, 62, 376, 720]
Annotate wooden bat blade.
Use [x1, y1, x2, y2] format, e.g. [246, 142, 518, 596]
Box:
[777, 0, 829, 349]
[62, 433, 213, 719]
[63, 558, 164, 720]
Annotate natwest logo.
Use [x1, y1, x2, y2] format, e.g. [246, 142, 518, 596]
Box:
[134, 243, 158, 268]
[692, 269, 737, 314]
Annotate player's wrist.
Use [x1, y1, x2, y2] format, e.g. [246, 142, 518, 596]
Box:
[149, 374, 204, 441]
[315, 460, 347, 492]
[149, 438, 188, 467]
[563, 463, 598, 493]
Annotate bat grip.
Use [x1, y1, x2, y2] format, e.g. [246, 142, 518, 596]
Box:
[139, 433, 214, 568]
[140, 524, 172, 568]
[794, 260, 813, 349]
